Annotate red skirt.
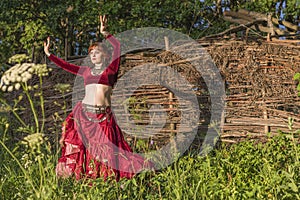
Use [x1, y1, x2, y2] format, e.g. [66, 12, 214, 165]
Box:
[56, 102, 154, 181]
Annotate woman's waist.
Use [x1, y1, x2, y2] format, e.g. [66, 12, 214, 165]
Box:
[82, 97, 111, 107]
[81, 102, 111, 114]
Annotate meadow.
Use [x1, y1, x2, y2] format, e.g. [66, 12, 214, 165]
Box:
[1, 128, 300, 199]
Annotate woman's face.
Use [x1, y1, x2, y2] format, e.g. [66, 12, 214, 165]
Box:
[90, 47, 104, 64]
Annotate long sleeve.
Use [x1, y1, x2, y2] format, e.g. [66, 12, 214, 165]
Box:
[106, 35, 120, 73]
[48, 54, 86, 76]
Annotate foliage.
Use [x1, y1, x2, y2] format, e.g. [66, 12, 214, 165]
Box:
[1, 128, 300, 199]
[294, 72, 300, 96]
[0, 54, 51, 133]
[0, 0, 299, 64]
[240, 0, 300, 22]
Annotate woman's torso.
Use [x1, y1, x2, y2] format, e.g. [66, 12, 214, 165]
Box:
[82, 83, 112, 106]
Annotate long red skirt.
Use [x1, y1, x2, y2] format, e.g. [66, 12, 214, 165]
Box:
[56, 102, 154, 181]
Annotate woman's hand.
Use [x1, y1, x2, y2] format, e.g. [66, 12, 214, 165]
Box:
[44, 37, 51, 57]
[99, 15, 110, 37]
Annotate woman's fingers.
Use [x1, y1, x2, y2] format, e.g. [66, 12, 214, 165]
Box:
[47, 37, 50, 46]
[44, 36, 50, 48]
[100, 15, 107, 24]
[103, 15, 107, 23]
[100, 15, 108, 33]
[44, 36, 51, 55]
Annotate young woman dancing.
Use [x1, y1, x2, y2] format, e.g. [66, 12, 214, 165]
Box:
[44, 15, 153, 181]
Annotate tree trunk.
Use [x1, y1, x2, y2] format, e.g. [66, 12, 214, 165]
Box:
[31, 45, 35, 63]
[64, 17, 69, 60]
[216, 0, 222, 16]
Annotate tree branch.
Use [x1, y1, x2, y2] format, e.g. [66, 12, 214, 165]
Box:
[200, 19, 266, 40]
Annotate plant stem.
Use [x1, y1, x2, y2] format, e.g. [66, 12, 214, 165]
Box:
[37, 145, 45, 192]
[0, 98, 26, 127]
[39, 75, 45, 133]
[0, 140, 39, 196]
[22, 82, 39, 133]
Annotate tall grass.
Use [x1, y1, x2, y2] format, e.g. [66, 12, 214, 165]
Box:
[1, 131, 300, 200]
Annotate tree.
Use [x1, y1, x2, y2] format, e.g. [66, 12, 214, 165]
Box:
[0, 0, 299, 66]
[0, 0, 50, 64]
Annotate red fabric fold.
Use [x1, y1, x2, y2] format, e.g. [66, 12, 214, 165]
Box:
[56, 102, 154, 181]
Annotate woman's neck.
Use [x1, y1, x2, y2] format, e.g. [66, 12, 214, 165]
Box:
[94, 63, 104, 69]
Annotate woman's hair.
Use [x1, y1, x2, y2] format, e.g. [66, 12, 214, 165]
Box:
[88, 42, 110, 59]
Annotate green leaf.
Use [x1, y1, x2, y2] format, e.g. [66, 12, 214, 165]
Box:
[294, 73, 300, 81]
[288, 181, 298, 193]
[297, 84, 300, 91]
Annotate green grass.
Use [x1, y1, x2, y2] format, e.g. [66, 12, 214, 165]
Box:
[1, 132, 300, 200]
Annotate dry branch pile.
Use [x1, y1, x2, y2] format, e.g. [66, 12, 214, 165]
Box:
[111, 38, 300, 144]
[202, 39, 300, 143]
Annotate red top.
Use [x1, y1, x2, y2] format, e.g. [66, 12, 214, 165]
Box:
[48, 35, 120, 87]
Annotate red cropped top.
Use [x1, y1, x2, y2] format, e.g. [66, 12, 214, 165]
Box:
[48, 35, 120, 87]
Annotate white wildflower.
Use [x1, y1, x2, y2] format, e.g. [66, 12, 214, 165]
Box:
[1, 85, 7, 92]
[7, 85, 13, 92]
[26, 73, 32, 80]
[21, 77, 28, 83]
[16, 76, 22, 82]
[8, 54, 30, 64]
[15, 83, 21, 90]
[20, 72, 32, 80]
[1, 54, 51, 93]
[20, 63, 31, 73]
[28, 68, 34, 73]
[3, 77, 9, 85]
[22, 132, 44, 151]
[21, 72, 28, 77]
[9, 75, 17, 83]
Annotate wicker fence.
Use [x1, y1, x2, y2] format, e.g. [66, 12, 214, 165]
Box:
[31, 38, 300, 144]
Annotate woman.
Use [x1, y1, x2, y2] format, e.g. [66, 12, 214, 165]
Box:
[44, 15, 153, 181]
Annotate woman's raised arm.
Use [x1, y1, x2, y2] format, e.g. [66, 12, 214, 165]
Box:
[44, 37, 85, 76]
[99, 15, 120, 74]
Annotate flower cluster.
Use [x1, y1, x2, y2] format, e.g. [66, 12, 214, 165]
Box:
[21, 132, 45, 152]
[8, 54, 30, 64]
[54, 83, 71, 93]
[0, 61, 51, 92]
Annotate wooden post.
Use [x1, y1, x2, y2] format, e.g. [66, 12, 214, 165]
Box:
[263, 66, 270, 134]
[263, 109, 270, 134]
[164, 36, 169, 51]
[267, 13, 275, 42]
[31, 45, 35, 63]
[169, 92, 176, 132]
[164, 36, 176, 132]
[165, 36, 177, 153]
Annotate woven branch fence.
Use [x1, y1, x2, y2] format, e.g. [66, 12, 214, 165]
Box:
[115, 39, 300, 144]
[9, 38, 300, 145]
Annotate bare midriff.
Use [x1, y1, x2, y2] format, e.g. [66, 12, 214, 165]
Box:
[82, 84, 112, 106]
